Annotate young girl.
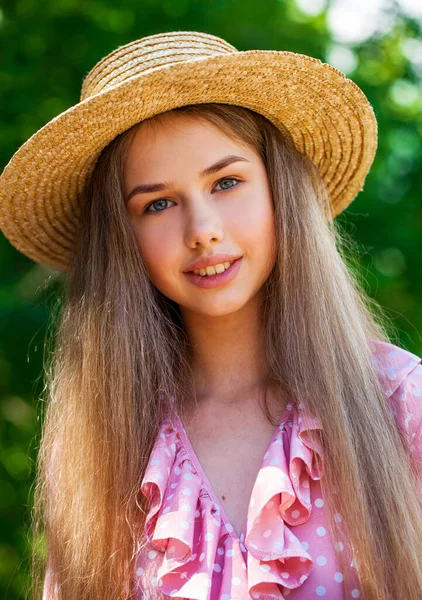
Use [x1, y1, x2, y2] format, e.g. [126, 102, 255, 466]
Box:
[0, 31, 421, 600]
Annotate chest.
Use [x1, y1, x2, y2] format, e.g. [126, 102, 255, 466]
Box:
[181, 406, 280, 538]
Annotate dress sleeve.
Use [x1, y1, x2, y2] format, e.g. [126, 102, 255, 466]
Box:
[389, 361, 422, 489]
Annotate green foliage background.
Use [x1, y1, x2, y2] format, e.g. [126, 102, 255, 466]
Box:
[0, 0, 421, 597]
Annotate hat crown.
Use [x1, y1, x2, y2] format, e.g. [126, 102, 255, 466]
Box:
[80, 31, 238, 101]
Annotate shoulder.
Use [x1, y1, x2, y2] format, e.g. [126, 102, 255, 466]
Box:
[370, 339, 422, 466]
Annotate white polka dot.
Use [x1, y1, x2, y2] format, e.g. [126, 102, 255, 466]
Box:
[204, 532, 213, 541]
[163, 506, 171, 514]
[181, 521, 190, 529]
[151, 577, 158, 587]
[299, 575, 307, 583]
[217, 547, 224, 555]
[174, 465, 181, 474]
[317, 527, 326, 537]
[148, 550, 157, 559]
[170, 590, 178, 596]
[221, 595, 230, 600]
[190, 553, 197, 561]
[252, 593, 260, 599]
[386, 369, 397, 381]
[314, 498, 324, 508]
[232, 577, 241, 585]
[264, 451, 270, 459]
[199, 552, 205, 562]
[301, 541, 309, 550]
[225, 549, 234, 557]
[335, 541, 344, 552]
[183, 472, 192, 480]
[316, 586, 326, 595]
[213, 563, 221, 572]
[334, 512, 342, 522]
[275, 541, 283, 550]
[182, 504, 190, 512]
[352, 590, 361, 598]
[316, 556, 327, 566]
[225, 522, 233, 533]
[203, 577, 212, 587]
[136, 567, 144, 576]
[281, 572, 290, 578]
[302, 480, 310, 489]
[260, 564, 271, 572]
[195, 510, 201, 518]
[263, 529, 272, 538]
[334, 572, 344, 582]
[182, 488, 191, 495]
[270, 458, 279, 465]
[291, 509, 301, 519]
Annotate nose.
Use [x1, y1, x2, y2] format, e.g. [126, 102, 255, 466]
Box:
[184, 196, 224, 249]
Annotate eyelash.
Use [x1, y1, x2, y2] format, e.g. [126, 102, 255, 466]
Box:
[143, 177, 242, 214]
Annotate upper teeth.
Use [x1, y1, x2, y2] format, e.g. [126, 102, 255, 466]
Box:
[193, 261, 233, 276]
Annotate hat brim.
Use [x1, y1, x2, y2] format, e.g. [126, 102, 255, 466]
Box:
[0, 50, 377, 271]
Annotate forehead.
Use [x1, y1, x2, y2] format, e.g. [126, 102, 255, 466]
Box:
[124, 112, 256, 176]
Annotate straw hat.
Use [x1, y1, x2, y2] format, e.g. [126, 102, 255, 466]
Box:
[0, 31, 377, 272]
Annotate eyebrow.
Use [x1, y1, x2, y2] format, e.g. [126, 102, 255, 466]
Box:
[126, 154, 250, 203]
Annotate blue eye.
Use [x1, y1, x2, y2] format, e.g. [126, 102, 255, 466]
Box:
[144, 198, 173, 214]
[214, 177, 240, 191]
[143, 177, 241, 214]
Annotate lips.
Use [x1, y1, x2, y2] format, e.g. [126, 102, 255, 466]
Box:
[183, 256, 243, 289]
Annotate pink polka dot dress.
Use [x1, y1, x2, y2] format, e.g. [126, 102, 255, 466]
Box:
[134, 340, 422, 599]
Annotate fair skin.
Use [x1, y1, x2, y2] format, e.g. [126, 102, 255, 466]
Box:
[125, 112, 278, 405]
[124, 112, 285, 535]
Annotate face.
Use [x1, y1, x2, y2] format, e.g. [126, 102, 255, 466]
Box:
[124, 111, 277, 318]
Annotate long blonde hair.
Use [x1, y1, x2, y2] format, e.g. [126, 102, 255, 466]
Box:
[31, 103, 422, 599]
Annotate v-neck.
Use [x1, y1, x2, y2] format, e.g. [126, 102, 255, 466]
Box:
[172, 405, 293, 542]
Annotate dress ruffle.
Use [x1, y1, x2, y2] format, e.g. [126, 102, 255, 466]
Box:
[137, 339, 421, 599]
[139, 404, 324, 599]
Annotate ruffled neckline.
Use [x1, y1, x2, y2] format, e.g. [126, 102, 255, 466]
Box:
[137, 339, 421, 599]
[139, 401, 323, 599]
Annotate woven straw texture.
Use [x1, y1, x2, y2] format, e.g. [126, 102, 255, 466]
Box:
[0, 31, 378, 272]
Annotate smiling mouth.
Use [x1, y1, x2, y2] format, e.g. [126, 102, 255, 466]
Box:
[190, 261, 235, 276]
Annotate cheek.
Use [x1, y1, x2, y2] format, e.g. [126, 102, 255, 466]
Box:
[132, 221, 179, 282]
[232, 188, 276, 248]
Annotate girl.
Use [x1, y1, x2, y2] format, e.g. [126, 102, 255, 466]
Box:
[0, 31, 421, 600]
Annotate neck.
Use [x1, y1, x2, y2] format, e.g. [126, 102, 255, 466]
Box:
[180, 293, 270, 405]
